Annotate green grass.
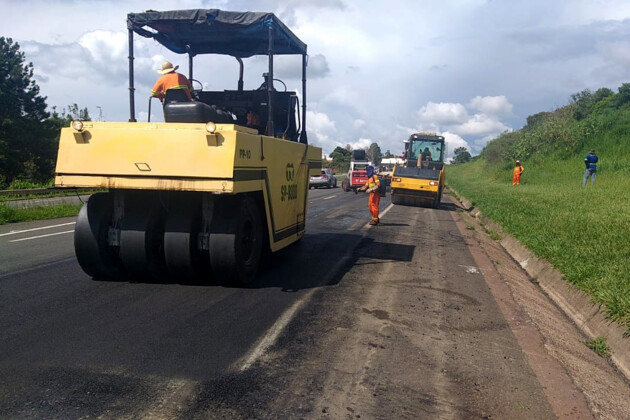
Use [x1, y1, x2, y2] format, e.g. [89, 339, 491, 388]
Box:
[585, 336, 611, 358]
[0, 204, 82, 225]
[448, 156, 630, 332]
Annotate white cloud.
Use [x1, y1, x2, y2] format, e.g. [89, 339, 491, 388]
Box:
[306, 110, 337, 150]
[353, 119, 366, 129]
[348, 138, 372, 151]
[441, 131, 471, 160]
[6, 0, 630, 159]
[451, 113, 511, 137]
[413, 97, 513, 154]
[468, 95, 513, 116]
[417, 102, 469, 126]
[307, 54, 331, 79]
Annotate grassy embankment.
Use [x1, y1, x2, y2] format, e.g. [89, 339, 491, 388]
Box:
[0, 204, 82, 225]
[0, 180, 83, 224]
[447, 88, 630, 334]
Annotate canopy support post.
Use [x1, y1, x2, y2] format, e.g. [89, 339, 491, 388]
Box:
[299, 53, 308, 144]
[236, 57, 244, 91]
[188, 53, 193, 80]
[266, 21, 275, 137]
[128, 28, 136, 122]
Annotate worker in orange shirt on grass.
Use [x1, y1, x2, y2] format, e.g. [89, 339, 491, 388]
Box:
[512, 160, 524, 186]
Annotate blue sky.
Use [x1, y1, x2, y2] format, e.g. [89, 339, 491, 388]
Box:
[3, 0, 630, 158]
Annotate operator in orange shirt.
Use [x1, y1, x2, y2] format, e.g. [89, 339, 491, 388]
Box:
[151, 61, 194, 102]
[512, 160, 524, 186]
[358, 165, 381, 225]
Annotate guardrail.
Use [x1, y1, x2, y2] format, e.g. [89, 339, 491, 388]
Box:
[0, 188, 95, 197]
[0, 188, 55, 197]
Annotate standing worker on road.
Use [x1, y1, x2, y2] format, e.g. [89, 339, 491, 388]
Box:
[512, 160, 524, 186]
[358, 165, 381, 225]
[583, 149, 598, 187]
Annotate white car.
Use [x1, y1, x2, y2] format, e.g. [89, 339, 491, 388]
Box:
[309, 168, 337, 189]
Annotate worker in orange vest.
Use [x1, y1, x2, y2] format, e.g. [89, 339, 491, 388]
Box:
[512, 160, 524, 186]
[358, 165, 381, 225]
[151, 61, 194, 102]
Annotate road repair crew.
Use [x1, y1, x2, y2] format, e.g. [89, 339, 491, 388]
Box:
[512, 160, 524, 186]
[151, 61, 194, 102]
[358, 165, 381, 225]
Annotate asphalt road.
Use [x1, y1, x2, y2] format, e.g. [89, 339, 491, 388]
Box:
[0, 187, 625, 418]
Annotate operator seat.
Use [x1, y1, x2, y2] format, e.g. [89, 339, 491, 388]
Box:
[163, 89, 234, 124]
[163, 89, 191, 104]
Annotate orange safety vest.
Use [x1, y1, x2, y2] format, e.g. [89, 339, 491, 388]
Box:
[513, 164, 524, 175]
[365, 175, 381, 193]
[151, 72, 193, 101]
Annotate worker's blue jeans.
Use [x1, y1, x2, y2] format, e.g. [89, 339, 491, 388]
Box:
[582, 168, 596, 187]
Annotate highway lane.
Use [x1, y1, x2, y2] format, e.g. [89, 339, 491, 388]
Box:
[0, 187, 387, 415]
[1, 188, 615, 418]
[0, 217, 76, 275]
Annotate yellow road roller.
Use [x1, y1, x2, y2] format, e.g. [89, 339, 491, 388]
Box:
[390, 132, 445, 208]
[55, 9, 322, 285]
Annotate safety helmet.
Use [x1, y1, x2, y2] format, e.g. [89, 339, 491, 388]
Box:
[367, 165, 374, 177]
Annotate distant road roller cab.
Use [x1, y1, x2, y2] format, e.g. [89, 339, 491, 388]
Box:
[390, 132, 445, 208]
[54, 9, 322, 285]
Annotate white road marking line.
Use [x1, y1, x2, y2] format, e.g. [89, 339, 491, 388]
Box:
[380, 203, 394, 218]
[323, 195, 337, 200]
[361, 203, 395, 230]
[240, 288, 316, 371]
[0, 221, 76, 237]
[8, 230, 75, 243]
[241, 201, 393, 370]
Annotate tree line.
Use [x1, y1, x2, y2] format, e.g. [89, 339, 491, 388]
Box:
[480, 83, 630, 167]
[326, 142, 385, 173]
[0, 37, 90, 189]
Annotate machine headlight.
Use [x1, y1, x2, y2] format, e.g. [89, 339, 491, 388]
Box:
[430, 181, 438, 186]
[71, 120, 84, 132]
[392, 177, 401, 182]
[205, 122, 217, 133]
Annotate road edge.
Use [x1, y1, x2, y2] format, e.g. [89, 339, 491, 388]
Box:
[448, 190, 630, 382]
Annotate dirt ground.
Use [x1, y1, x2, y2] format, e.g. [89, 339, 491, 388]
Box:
[449, 195, 630, 419]
[253, 195, 630, 419]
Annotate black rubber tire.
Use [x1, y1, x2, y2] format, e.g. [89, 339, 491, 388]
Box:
[342, 180, 350, 192]
[164, 194, 210, 283]
[74, 192, 124, 280]
[208, 196, 263, 286]
[119, 192, 167, 282]
[433, 188, 442, 209]
[391, 194, 402, 205]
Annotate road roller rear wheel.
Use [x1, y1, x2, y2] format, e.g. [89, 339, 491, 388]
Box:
[164, 194, 210, 283]
[74, 192, 124, 280]
[119, 192, 167, 282]
[208, 196, 263, 286]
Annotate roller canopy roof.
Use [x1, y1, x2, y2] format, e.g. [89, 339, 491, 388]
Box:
[127, 9, 307, 57]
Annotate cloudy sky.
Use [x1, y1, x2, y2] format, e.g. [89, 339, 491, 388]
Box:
[3, 0, 630, 158]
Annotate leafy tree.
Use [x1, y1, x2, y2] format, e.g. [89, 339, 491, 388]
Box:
[330, 146, 351, 172]
[452, 147, 472, 164]
[612, 83, 630, 108]
[366, 142, 382, 166]
[383, 149, 393, 159]
[0, 37, 51, 186]
[571, 87, 615, 120]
